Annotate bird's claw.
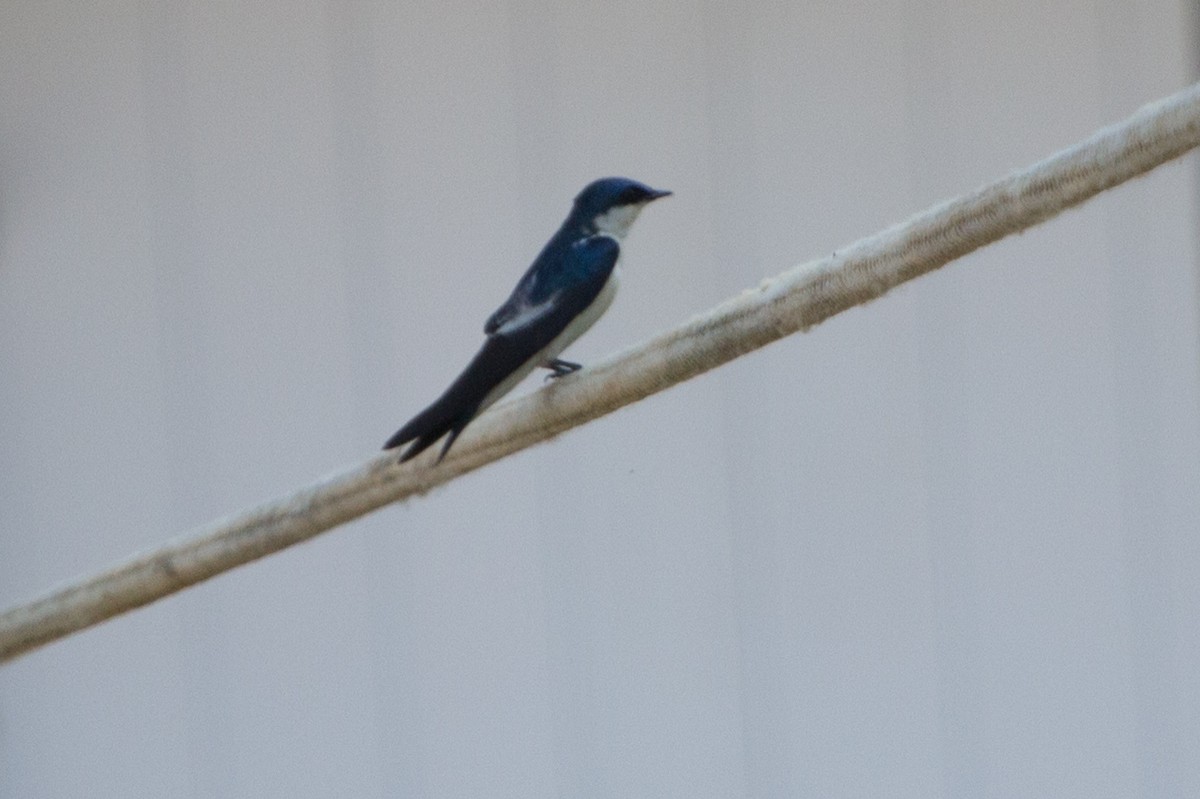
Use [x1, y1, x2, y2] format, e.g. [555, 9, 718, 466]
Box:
[543, 358, 582, 381]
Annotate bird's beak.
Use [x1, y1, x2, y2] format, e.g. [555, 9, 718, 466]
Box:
[647, 188, 673, 201]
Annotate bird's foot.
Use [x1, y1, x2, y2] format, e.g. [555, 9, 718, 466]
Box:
[543, 358, 582, 381]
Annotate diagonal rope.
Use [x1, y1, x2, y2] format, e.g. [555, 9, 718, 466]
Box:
[3, 83, 1200, 664]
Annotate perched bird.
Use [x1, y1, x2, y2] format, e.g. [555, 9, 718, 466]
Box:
[384, 176, 671, 463]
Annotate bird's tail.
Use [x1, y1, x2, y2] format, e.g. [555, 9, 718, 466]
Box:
[385, 334, 533, 463]
[383, 395, 477, 463]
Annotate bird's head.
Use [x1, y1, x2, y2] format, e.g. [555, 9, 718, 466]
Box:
[572, 177, 672, 239]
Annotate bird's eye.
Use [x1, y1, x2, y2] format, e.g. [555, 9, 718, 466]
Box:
[617, 186, 645, 205]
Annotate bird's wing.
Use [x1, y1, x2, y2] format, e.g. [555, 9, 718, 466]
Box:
[484, 292, 524, 335]
[485, 295, 549, 337]
[484, 278, 544, 336]
[485, 235, 619, 339]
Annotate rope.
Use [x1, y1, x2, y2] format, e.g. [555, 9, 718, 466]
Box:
[3, 82, 1199, 663]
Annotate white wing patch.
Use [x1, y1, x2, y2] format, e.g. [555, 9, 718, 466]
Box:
[491, 294, 560, 336]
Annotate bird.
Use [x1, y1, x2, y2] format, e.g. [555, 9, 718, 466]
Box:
[384, 176, 671, 464]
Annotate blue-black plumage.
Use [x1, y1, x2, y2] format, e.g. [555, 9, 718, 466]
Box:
[384, 177, 671, 463]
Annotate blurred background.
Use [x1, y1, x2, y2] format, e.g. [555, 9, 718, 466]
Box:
[2, 2, 1199, 797]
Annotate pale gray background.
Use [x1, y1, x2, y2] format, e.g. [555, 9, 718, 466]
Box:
[2, 2, 1199, 797]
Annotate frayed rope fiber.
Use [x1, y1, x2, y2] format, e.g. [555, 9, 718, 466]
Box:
[3, 83, 1200, 663]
